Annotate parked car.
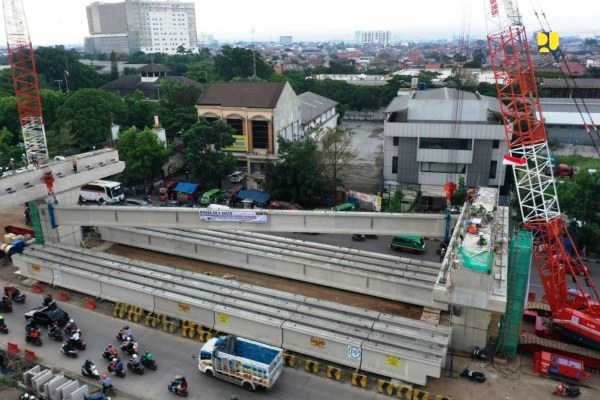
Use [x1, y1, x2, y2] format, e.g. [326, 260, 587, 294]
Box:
[160, 200, 183, 207]
[124, 198, 152, 207]
[229, 171, 246, 183]
[25, 305, 70, 327]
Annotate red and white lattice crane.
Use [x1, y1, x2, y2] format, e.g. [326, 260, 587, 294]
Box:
[486, 0, 600, 349]
[3, 0, 49, 167]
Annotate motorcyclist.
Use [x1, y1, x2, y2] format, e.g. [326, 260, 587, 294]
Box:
[48, 321, 61, 337]
[142, 350, 153, 363]
[122, 337, 137, 353]
[62, 340, 76, 353]
[25, 318, 37, 333]
[0, 315, 6, 331]
[176, 375, 188, 392]
[101, 374, 113, 394]
[109, 357, 124, 374]
[83, 359, 94, 372]
[130, 354, 141, 369]
[42, 292, 54, 307]
[0, 295, 11, 309]
[64, 319, 77, 334]
[118, 325, 133, 340]
[104, 343, 118, 358]
[70, 328, 81, 343]
[26, 327, 40, 340]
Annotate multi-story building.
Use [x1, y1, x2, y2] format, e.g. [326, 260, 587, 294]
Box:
[383, 88, 507, 193]
[298, 92, 339, 138]
[196, 82, 301, 183]
[85, 0, 197, 55]
[279, 36, 293, 45]
[355, 30, 391, 46]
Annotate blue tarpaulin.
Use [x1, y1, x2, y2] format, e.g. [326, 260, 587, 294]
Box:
[236, 189, 271, 205]
[174, 182, 199, 194]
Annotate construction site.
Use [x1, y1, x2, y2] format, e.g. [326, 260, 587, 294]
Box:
[1, 0, 600, 400]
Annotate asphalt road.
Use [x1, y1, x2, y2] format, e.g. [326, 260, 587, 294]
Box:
[0, 292, 389, 400]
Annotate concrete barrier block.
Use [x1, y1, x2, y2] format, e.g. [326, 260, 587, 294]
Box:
[60, 380, 79, 399]
[23, 365, 42, 387]
[32, 369, 53, 394]
[46, 375, 66, 400]
[377, 379, 395, 396]
[68, 384, 89, 400]
[351, 372, 368, 388]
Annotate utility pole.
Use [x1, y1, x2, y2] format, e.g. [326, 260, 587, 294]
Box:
[251, 26, 256, 78]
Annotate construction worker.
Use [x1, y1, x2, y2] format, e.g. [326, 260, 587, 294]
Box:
[72, 158, 78, 173]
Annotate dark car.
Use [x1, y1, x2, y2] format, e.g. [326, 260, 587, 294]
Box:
[160, 200, 183, 207]
[25, 305, 70, 327]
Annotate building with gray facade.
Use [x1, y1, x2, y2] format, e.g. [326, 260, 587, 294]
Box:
[85, 0, 197, 55]
[354, 30, 391, 46]
[298, 92, 338, 138]
[383, 88, 507, 194]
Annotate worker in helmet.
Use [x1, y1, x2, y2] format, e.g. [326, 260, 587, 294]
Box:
[101, 373, 113, 394]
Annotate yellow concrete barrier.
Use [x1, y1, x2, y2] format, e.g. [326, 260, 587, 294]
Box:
[412, 389, 430, 400]
[113, 302, 126, 318]
[351, 372, 367, 388]
[127, 306, 144, 322]
[197, 330, 213, 342]
[378, 380, 395, 396]
[326, 366, 342, 381]
[397, 385, 413, 399]
[304, 360, 319, 374]
[433, 395, 451, 400]
[283, 354, 296, 368]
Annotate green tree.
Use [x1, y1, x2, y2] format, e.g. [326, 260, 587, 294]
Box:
[117, 127, 172, 185]
[445, 67, 478, 89]
[0, 127, 23, 167]
[388, 188, 405, 212]
[318, 127, 357, 204]
[157, 106, 198, 139]
[54, 89, 127, 150]
[46, 123, 77, 157]
[123, 90, 159, 130]
[265, 137, 326, 206]
[109, 52, 119, 81]
[452, 176, 468, 206]
[158, 80, 202, 108]
[0, 96, 20, 135]
[186, 61, 216, 83]
[181, 119, 236, 188]
[34, 46, 99, 90]
[214, 45, 273, 80]
[40, 89, 65, 130]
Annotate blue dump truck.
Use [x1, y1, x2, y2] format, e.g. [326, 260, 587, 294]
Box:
[197, 335, 283, 391]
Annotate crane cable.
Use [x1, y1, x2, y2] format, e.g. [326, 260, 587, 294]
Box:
[532, 2, 600, 158]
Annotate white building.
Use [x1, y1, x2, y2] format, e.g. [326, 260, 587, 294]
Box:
[298, 92, 339, 139]
[355, 30, 391, 46]
[383, 88, 508, 193]
[85, 0, 197, 55]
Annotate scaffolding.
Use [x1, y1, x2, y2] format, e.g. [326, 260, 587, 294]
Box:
[496, 230, 533, 358]
[28, 201, 44, 244]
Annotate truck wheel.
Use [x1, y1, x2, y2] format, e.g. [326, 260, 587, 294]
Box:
[205, 369, 214, 378]
[242, 381, 255, 392]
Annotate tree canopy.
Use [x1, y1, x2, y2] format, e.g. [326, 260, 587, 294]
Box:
[318, 127, 357, 204]
[181, 119, 236, 188]
[117, 127, 172, 186]
[264, 137, 327, 206]
[214, 45, 273, 80]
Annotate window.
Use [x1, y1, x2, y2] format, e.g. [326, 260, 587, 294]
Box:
[392, 156, 398, 174]
[252, 120, 269, 149]
[226, 118, 243, 135]
[420, 162, 466, 173]
[492, 140, 500, 149]
[489, 160, 498, 179]
[419, 138, 472, 150]
[393, 137, 399, 146]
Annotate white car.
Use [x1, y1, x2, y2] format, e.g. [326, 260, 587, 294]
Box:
[229, 171, 246, 183]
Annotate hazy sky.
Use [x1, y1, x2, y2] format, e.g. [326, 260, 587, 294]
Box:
[0, 0, 598, 46]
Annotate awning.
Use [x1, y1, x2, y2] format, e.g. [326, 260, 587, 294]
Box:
[236, 189, 271, 204]
[173, 182, 199, 194]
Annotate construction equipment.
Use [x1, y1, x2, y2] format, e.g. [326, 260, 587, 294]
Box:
[534, 351, 590, 383]
[3, 0, 49, 167]
[486, 0, 600, 350]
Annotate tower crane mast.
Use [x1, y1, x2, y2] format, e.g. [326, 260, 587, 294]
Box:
[3, 0, 49, 166]
[485, 0, 600, 349]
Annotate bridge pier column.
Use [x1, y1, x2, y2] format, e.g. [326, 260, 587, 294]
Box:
[36, 188, 82, 246]
[450, 307, 492, 352]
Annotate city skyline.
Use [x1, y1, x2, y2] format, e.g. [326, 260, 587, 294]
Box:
[0, 0, 598, 47]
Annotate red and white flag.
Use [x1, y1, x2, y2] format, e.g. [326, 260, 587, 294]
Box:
[503, 154, 527, 166]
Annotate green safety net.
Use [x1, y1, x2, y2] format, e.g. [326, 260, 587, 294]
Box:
[496, 230, 533, 359]
[458, 246, 493, 272]
[28, 201, 44, 244]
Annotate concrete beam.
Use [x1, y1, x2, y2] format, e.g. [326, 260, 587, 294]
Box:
[0, 149, 124, 210]
[52, 205, 456, 237]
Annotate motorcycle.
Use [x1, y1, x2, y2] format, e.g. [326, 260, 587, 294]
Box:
[120, 340, 138, 356]
[0, 300, 13, 313]
[61, 343, 79, 358]
[351, 234, 366, 241]
[108, 364, 126, 378]
[25, 330, 42, 346]
[103, 348, 118, 361]
[167, 382, 188, 397]
[116, 329, 133, 342]
[141, 351, 157, 370]
[64, 322, 78, 336]
[69, 338, 87, 351]
[459, 367, 486, 383]
[81, 360, 100, 380]
[127, 360, 144, 375]
[10, 289, 26, 304]
[553, 383, 581, 397]
[48, 325, 63, 341]
[0, 324, 8, 334]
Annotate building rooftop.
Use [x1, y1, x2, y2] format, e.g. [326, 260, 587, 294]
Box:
[298, 91, 338, 124]
[541, 78, 600, 89]
[539, 98, 600, 126]
[197, 82, 287, 109]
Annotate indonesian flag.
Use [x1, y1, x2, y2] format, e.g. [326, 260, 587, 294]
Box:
[503, 154, 527, 166]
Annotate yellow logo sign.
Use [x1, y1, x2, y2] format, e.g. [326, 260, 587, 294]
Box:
[538, 31, 559, 53]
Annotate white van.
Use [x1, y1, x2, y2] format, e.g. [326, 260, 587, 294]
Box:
[229, 171, 246, 183]
[80, 180, 125, 204]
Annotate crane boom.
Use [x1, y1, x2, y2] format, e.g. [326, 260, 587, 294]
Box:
[3, 0, 49, 166]
[485, 0, 600, 349]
